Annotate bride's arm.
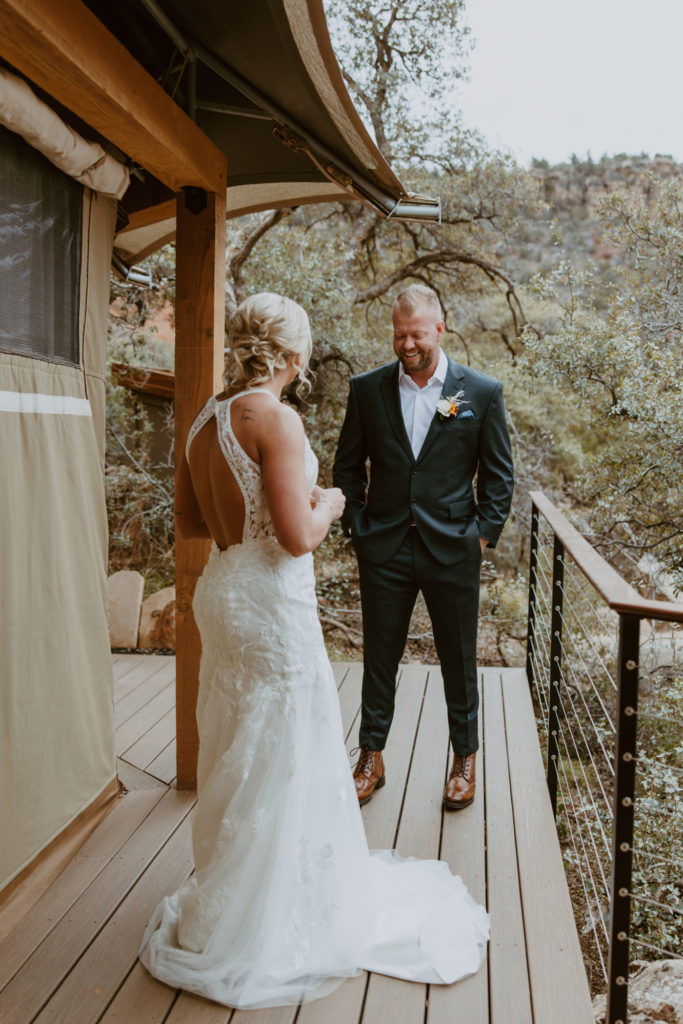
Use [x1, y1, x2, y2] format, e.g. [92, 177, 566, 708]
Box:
[259, 404, 344, 557]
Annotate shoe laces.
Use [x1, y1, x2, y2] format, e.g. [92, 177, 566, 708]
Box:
[350, 746, 377, 777]
[451, 754, 473, 780]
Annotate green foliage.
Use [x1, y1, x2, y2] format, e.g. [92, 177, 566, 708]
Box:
[558, 672, 683, 979]
[106, 299, 175, 595]
[530, 551, 682, 989]
[521, 178, 683, 587]
[632, 672, 683, 957]
[325, 0, 472, 163]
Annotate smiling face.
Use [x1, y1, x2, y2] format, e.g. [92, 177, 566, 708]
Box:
[392, 302, 445, 383]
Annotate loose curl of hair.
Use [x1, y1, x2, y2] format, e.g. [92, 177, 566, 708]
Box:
[225, 293, 313, 397]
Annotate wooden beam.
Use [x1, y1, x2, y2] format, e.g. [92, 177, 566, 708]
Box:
[174, 189, 226, 790]
[121, 231, 177, 266]
[0, 0, 226, 194]
[123, 200, 177, 233]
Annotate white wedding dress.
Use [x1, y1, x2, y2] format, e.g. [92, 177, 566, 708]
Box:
[139, 390, 489, 1009]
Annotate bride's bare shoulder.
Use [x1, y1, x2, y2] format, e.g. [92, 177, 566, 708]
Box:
[231, 392, 304, 446]
[264, 400, 305, 444]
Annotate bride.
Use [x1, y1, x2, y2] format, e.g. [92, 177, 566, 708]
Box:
[139, 292, 489, 1009]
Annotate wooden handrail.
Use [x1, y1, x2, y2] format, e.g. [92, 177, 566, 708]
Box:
[530, 491, 683, 624]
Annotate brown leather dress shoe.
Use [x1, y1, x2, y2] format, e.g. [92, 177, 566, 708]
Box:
[443, 752, 476, 810]
[352, 747, 385, 806]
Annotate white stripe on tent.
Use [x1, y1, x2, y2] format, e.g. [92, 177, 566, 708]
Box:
[0, 391, 92, 416]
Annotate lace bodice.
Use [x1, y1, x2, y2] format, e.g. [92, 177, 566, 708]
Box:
[185, 391, 318, 544]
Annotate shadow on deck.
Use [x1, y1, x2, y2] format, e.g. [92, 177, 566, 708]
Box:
[0, 657, 594, 1024]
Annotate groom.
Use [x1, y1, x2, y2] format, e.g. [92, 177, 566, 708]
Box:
[333, 284, 514, 810]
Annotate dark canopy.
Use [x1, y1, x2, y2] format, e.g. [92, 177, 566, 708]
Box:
[82, 0, 439, 261]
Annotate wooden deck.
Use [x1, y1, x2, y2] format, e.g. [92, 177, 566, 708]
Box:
[0, 657, 594, 1024]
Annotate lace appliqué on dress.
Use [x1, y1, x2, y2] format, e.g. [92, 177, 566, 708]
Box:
[185, 396, 216, 460]
[285, 837, 338, 968]
[214, 396, 277, 542]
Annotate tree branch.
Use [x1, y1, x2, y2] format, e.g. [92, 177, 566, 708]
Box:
[228, 208, 293, 303]
[351, 248, 525, 333]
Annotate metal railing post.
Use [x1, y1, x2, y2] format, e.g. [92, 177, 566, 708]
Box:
[606, 613, 640, 1024]
[547, 535, 565, 815]
[526, 502, 540, 693]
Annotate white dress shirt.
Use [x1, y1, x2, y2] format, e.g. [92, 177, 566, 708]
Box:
[398, 349, 448, 458]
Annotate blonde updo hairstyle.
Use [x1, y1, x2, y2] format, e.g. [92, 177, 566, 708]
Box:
[225, 292, 312, 395]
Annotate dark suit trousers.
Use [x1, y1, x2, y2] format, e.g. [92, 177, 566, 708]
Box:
[357, 527, 481, 756]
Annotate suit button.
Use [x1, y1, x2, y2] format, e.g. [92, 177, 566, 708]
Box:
[411, 499, 417, 505]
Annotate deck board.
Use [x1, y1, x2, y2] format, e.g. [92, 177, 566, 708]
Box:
[98, 961, 178, 1024]
[1, 655, 593, 1024]
[123, 707, 176, 772]
[427, 670, 488, 1024]
[230, 1003, 297, 1024]
[145, 739, 178, 786]
[0, 790, 195, 1024]
[355, 665, 428, 850]
[503, 670, 594, 1024]
[362, 670, 445, 1024]
[112, 654, 146, 682]
[338, 663, 364, 741]
[482, 669, 534, 1024]
[113, 657, 174, 705]
[0, 788, 166, 991]
[114, 663, 175, 728]
[32, 808, 195, 1024]
[115, 681, 175, 755]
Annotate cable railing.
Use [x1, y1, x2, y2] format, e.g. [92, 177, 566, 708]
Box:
[526, 492, 683, 1024]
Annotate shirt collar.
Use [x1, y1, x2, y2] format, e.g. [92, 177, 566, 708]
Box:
[398, 348, 449, 389]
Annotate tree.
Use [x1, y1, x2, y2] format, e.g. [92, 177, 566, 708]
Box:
[325, 0, 471, 165]
[224, 0, 540, 356]
[521, 178, 683, 586]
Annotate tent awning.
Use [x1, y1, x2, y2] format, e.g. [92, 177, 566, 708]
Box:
[80, 0, 440, 261]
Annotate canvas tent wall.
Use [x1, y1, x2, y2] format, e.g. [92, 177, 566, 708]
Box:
[0, 89, 123, 896]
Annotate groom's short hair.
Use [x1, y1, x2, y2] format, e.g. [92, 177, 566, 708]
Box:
[393, 284, 443, 321]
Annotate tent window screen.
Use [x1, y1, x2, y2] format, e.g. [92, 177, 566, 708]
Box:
[0, 125, 82, 365]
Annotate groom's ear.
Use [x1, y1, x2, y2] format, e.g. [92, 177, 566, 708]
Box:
[436, 320, 445, 341]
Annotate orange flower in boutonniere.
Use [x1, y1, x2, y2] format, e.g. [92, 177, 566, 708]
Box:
[436, 389, 467, 421]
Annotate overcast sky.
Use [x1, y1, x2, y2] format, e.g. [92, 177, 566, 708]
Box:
[456, 0, 683, 166]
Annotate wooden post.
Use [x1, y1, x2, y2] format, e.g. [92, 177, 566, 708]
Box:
[174, 186, 226, 790]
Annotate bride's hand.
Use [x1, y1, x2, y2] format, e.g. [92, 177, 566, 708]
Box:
[310, 485, 325, 507]
[315, 487, 345, 519]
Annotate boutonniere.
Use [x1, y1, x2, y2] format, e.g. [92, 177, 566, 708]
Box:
[436, 390, 467, 421]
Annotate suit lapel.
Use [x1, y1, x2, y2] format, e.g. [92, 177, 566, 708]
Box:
[379, 363, 415, 464]
[415, 357, 465, 464]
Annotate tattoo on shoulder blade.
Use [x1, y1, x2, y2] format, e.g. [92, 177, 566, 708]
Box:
[241, 406, 255, 422]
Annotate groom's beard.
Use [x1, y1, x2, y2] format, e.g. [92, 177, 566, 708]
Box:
[398, 349, 437, 374]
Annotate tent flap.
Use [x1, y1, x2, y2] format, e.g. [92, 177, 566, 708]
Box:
[0, 67, 130, 200]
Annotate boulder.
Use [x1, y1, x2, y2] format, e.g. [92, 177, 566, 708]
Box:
[138, 586, 176, 650]
[593, 960, 683, 1023]
[108, 570, 144, 648]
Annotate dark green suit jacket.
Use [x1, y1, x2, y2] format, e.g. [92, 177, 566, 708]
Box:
[333, 356, 514, 565]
